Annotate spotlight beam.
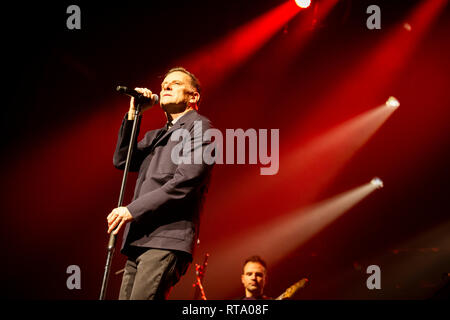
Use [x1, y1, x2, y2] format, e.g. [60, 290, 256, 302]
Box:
[175, 1, 301, 90]
[206, 99, 398, 228]
[202, 179, 382, 299]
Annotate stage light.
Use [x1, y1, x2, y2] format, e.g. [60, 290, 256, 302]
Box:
[403, 23, 412, 32]
[295, 0, 311, 9]
[370, 177, 384, 189]
[386, 96, 400, 109]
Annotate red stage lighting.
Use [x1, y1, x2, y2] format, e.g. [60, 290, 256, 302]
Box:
[295, 0, 311, 9]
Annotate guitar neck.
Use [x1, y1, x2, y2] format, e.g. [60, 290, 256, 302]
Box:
[275, 278, 308, 300]
[275, 293, 285, 300]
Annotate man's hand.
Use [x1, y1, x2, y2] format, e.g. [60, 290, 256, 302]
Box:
[128, 87, 155, 120]
[107, 207, 133, 235]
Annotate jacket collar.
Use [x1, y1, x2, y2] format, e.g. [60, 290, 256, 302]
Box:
[169, 109, 197, 128]
[153, 109, 199, 148]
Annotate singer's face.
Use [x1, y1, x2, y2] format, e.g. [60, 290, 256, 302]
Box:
[160, 71, 196, 113]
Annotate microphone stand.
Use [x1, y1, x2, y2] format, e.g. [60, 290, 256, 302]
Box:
[99, 102, 142, 300]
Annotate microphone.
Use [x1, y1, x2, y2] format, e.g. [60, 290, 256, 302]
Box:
[116, 86, 159, 105]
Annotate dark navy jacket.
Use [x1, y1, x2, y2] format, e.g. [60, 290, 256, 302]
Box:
[113, 110, 214, 258]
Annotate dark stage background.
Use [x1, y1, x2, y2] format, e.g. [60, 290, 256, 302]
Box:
[1, 0, 449, 300]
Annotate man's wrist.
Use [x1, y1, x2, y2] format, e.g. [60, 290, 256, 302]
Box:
[128, 109, 142, 120]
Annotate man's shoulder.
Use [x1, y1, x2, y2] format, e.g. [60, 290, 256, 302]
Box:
[188, 109, 210, 121]
[184, 110, 213, 129]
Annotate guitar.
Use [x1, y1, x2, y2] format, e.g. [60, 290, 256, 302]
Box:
[275, 278, 309, 300]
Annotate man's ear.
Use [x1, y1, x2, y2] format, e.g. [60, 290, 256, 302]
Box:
[190, 92, 200, 105]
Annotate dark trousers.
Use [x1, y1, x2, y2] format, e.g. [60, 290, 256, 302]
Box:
[118, 247, 191, 300]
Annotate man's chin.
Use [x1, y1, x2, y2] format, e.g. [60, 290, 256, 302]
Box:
[161, 103, 186, 114]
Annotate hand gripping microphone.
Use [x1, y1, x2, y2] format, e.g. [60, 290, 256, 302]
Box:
[116, 86, 159, 105]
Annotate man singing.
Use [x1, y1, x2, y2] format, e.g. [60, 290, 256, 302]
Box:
[107, 67, 214, 300]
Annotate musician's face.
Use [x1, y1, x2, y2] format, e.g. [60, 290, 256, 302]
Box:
[160, 71, 199, 112]
[241, 262, 266, 296]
